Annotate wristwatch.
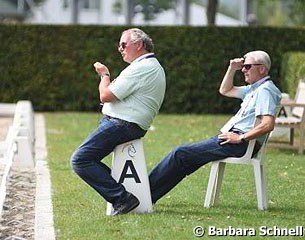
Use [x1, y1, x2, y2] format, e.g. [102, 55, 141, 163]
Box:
[240, 134, 247, 143]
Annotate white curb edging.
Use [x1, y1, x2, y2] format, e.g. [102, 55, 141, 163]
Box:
[34, 114, 56, 240]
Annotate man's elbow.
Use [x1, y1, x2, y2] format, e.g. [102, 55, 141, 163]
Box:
[100, 90, 117, 103]
[265, 120, 275, 133]
[219, 88, 226, 96]
[267, 123, 275, 132]
[100, 94, 111, 103]
[219, 88, 231, 97]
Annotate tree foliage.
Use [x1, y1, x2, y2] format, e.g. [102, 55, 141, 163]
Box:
[134, 0, 177, 21]
[288, 0, 305, 26]
[253, 0, 305, 27]
[11, 0, 46, 8]
[32, 0, 45, 4]
[114, 0, 185, 22]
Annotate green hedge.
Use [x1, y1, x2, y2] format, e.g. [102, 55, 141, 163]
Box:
[1, 24, 305, 113]
[280, 51, 305, 98]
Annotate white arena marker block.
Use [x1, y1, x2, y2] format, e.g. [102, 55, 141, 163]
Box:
[106, 139, 153, 215]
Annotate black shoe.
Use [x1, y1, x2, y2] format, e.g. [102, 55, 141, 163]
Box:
[112, 193, 140, 216]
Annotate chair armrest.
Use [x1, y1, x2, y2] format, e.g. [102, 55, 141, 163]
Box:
[280, 102, 305, 108]
[280, 98, 295, 105]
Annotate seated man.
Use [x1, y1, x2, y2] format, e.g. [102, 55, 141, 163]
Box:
[71, 28, 166, 215]
[149, 50, 281, 204]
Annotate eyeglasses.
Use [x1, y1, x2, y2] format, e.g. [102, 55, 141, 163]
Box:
[118, 40, 139, 50]
[241, 64, 263, 70]
[118, 42, 127, 50]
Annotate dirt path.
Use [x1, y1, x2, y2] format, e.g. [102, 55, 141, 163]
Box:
[0, 117, 36, 240]
[0, 167, 36, 240]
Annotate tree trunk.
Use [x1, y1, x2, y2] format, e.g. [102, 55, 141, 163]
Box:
[126, 0, 135, 25]
[71, 0, 80, 24]
[207, 0, 218, 26]
[181, 0, 190, 25]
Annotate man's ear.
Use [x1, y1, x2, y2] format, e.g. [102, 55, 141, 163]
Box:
[136, 41, 143, 51]
[259, 65, 267, 74]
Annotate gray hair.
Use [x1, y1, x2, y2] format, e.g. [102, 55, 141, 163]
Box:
[244, 50, 271, 70]
[125, 28, 154, 52]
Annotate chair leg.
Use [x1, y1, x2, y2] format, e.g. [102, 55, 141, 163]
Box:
[213, 162, 226, 205]
[204, 162, 225, 208]
[298, 128, 304, 154]
[204, 162, 219, 208]
[253, 160, 268, 210]
[261, 164, 268, 209]
[290, 128, 294, 145]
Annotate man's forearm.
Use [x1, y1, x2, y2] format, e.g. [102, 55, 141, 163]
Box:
[219, 66, 236, 95]
[99, 75, 112, 102]
[242, 116, 275, 141]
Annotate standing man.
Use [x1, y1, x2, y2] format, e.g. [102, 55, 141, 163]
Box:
[149, 50, 281, 205]
[71, 28, 166, 215]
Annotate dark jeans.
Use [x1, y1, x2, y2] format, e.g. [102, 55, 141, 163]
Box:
[71, 116, 146, 206]
[149, 135, 253, 204]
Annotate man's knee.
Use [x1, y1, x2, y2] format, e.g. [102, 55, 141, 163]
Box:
[172, 145, 199, 173]
[70, 149, 82, 171]
[171, 145, 190, 166]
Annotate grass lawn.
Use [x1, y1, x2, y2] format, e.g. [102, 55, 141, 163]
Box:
[45, 113, 305, 240]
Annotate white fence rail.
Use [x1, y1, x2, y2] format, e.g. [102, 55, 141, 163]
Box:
[0, 100, 35, 215]
[0, 127, 17, 212]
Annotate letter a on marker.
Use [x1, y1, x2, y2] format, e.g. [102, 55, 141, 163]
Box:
[118, 160, 141, 183]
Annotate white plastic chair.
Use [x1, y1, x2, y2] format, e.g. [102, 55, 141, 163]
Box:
[204, 129, 271, 210]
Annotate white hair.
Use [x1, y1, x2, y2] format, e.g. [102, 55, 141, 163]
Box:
[244, 50, 271, 70]
[123, 28, 154, 52]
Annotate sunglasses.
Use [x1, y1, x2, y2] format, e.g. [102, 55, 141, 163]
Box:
[241, 64, 263, 70]
[118, 42, 127, 50]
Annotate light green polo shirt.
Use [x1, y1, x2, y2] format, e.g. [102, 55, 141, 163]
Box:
[102, 53, 166, 130]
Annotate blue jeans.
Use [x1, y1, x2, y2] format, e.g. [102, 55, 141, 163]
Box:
[149, 135, 249, 204]
[71, 116, 146, 206]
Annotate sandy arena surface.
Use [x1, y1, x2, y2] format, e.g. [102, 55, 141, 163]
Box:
[0, 117, 35, 240]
